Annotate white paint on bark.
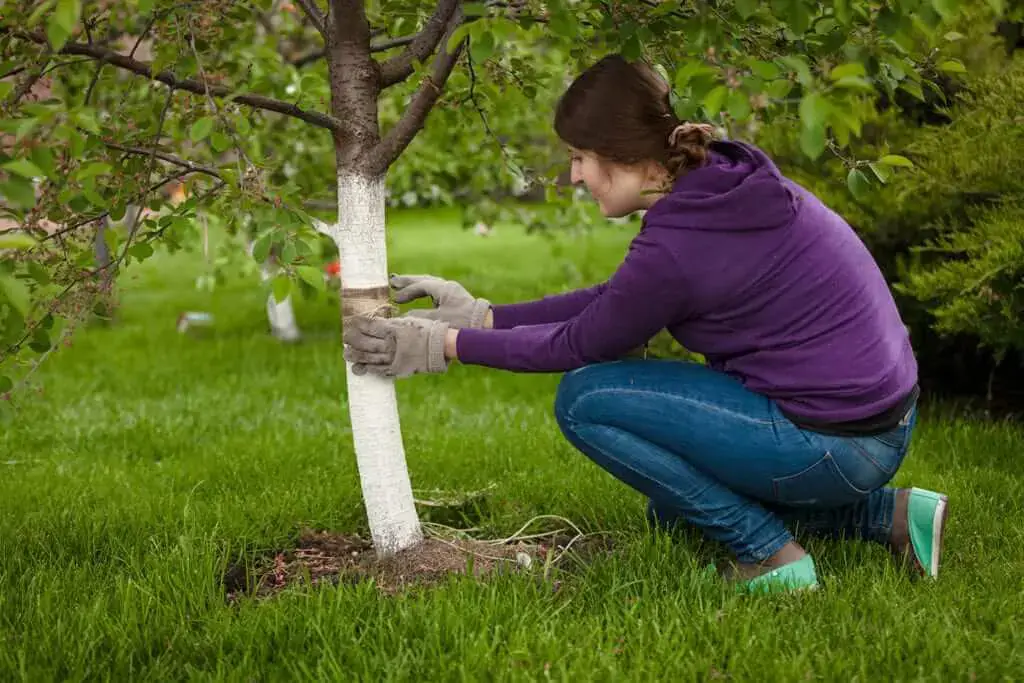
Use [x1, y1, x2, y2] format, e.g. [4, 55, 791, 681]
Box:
[329, 171, 423, 556]
[247, 238, 302, 342]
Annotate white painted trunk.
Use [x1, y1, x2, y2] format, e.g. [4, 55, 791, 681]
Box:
[328, 171, 423, 556]
[246, 239, 302, 342]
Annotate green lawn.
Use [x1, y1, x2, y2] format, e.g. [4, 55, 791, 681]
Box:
[2, 208, 1023, 681]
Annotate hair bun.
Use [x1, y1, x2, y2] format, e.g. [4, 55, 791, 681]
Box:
[668, 122, 715, 150]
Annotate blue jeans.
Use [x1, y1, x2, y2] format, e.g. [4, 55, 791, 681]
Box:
[554, 360, 917, 564]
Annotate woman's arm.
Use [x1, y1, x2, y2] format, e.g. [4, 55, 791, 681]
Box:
[447, 234, 689, 371]
[489, 283, 608, 329]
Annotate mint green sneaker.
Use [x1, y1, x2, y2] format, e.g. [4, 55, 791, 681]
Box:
[704, 555, 819, 594]
[906, 487, 948, 579]
[741, 555, 819, 594]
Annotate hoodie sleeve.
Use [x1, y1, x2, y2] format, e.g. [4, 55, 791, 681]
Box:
[490, 283, 607, 329]
[456, 230, 687, 372]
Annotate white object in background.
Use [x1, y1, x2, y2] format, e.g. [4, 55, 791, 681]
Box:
[176, 311, 214, 334]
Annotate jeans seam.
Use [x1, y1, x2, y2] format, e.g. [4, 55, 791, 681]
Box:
[573, 424, 715, 520]
[849, 438, 898, 476]
[565, 387, 774, 426]
[574, 423, 789, 563]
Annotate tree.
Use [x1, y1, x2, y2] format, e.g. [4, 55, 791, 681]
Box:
[1, 0, 972, 556]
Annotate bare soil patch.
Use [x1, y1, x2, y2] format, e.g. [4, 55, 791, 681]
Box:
[223, 527, 613, 600]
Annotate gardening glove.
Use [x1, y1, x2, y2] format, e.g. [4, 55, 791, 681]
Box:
[390, 274, 491, 329]
[342, 315, 450, 379]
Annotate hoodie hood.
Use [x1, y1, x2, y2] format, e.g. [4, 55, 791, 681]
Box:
[643, 140, 797, 231]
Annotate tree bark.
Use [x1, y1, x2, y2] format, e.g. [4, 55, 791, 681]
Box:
[329, 172, 422, 555]
[324, 0, 422, 556]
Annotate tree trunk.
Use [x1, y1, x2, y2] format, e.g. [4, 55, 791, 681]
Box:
[328, 170, 423, 556]
[323, 0, 424, 557]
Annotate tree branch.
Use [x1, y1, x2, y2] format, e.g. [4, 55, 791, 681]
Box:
[367, 8, 466, 174]
[290, 34, 416, 68]
[379, 0, 460, 87]
[102, 140, 222, 180]
[1, 28, 343, 132]
[295, 0, 327, 37]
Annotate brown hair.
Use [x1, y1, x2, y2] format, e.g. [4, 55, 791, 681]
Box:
[554, 54, 715, 179]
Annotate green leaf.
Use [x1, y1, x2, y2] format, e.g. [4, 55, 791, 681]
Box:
[210, 131, 232, 153]
[878, 154, 914, 168]
[727, 90, 752, 120]
[834, 0, 851, 24]
[2, 159, 45, 179]
[76, 162, 112, 180]
[129, 242, 154, 260]
[190, 117, 215, 142]
[799, 92, 829, 130]
[27, 262, 50, 286]
[446, 23, 474, 52]
[0, 274, 31, 316]
[847, 168, 872, 201]
[139, 0, 155, 12]
[800, 123, 827, 160]
[548, 10, 575, 38]
[0, 376, 11, 394]
[832, 76, 874, 91]
[931, 0, 958, 19]
[899, 80, 925, 101]
[749, 60, 780, 80]
[27, 0, 56, 27]
[735, 0, 758, 19]
[47, 0, 81, 51]
[0, 178, 36, 210]
[296, 265, 326, 293]
[470, 30, 495, 64]
[0, 233, 37, 250]
[702, 85, 728, 115]
[868, 162, 890, 184]
[29, 328, 51, 353]
[778, 55, 812, 85]
[829, 62, 867, 80]
[252, 232, 274, 263]
[814, 18, 837, 35]
[281, 241, 297, 264]
[272, 275, 291, 303]
[29, 146, 56, 180]
[675, 62, 716, 91]
[937, 59, 967, 74]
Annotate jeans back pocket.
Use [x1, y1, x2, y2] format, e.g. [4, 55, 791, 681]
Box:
[772, 452, 872, 507]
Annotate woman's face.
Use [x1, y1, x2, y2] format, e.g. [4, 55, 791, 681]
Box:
[569, 148, 661, 218]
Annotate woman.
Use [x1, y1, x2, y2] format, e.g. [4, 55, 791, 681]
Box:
[342, 54, 947, 593]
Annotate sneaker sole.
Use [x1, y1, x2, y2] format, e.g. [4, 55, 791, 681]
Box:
[926, 494, 948, 579]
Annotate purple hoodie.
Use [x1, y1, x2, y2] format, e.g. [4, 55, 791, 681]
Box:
[455, 141, 917, 423]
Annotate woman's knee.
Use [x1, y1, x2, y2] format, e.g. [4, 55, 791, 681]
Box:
[554, 366, 593, 429]
[554, 361, 629, 428]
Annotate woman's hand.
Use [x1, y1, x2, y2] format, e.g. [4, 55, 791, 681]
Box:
[390, 274, 492, 329]
[342, 315, 451, 378]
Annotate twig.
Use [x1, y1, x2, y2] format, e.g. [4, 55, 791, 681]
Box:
[295, 0, 326, 36]
[290, 34, 417, 67]
[119, 88, 175, 258]
[186, 20, 253, 182]
[379, 0, 460, 87]
[464, 50, 528, 181]
[1, 28, 343, 132]
[367, 7, 466, 174]
[101, 140, 222, 179]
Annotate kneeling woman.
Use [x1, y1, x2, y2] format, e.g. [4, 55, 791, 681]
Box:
[342, 54, 947, 593]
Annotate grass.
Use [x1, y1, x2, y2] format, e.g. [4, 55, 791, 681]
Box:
[2, 207, 1023, 681]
